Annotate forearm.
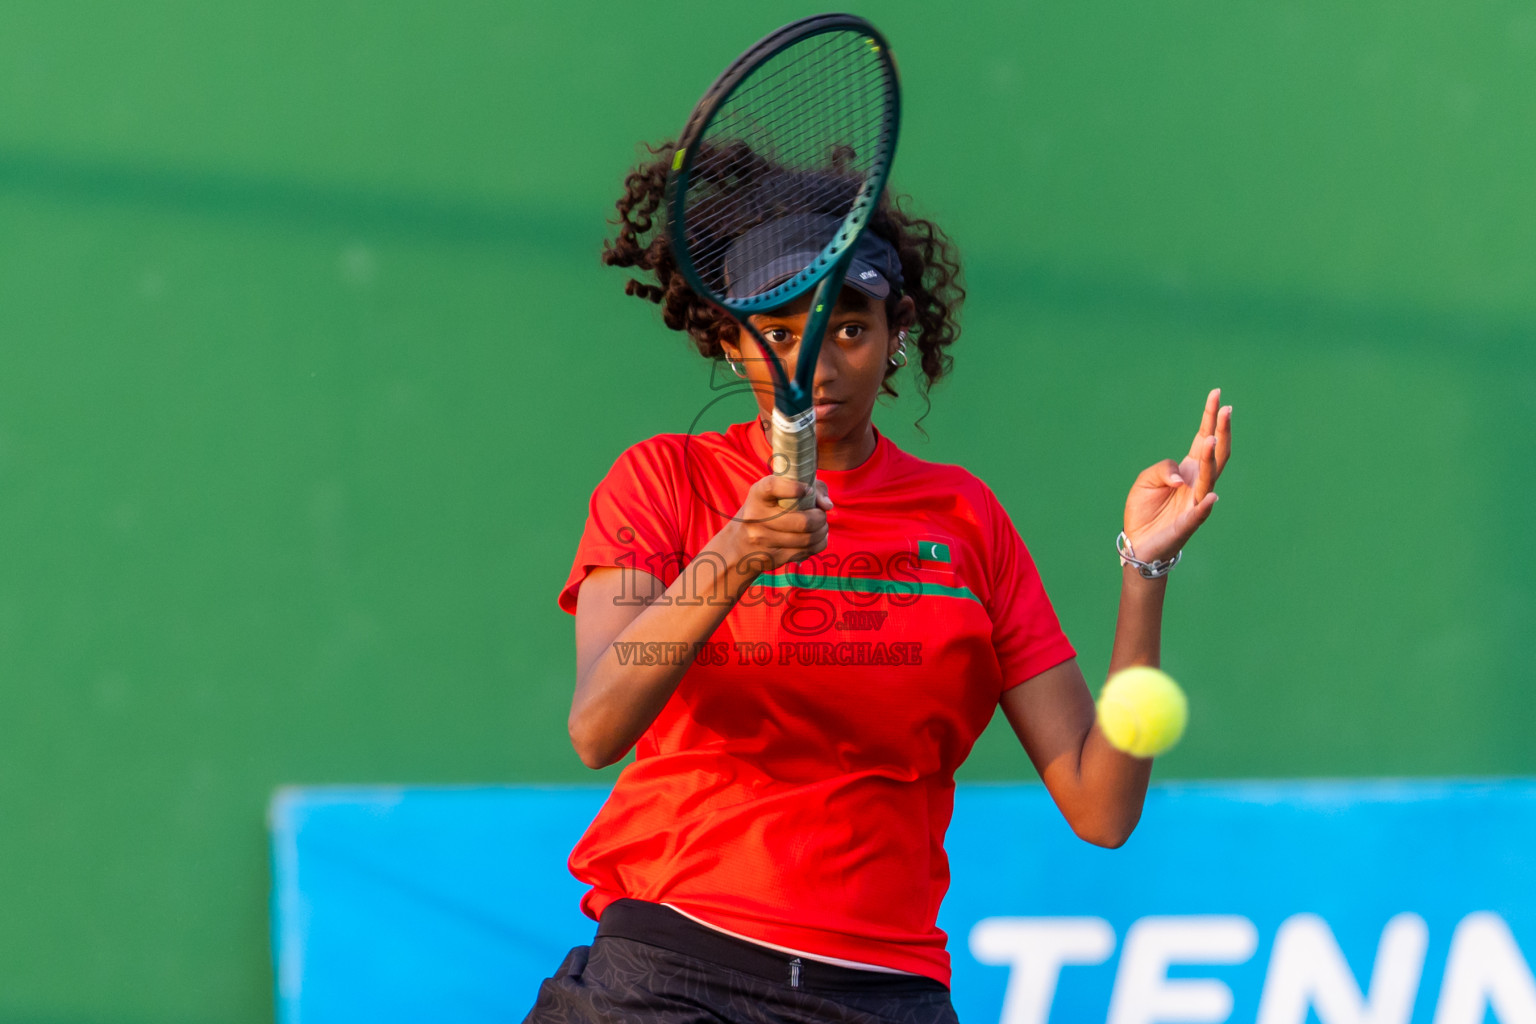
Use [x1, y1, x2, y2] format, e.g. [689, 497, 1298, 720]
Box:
[1074, 568, 1168, 842]
[568, 543, 763, 768]
[1107, 566, 1166, 674]
[569, 475, 830, 769]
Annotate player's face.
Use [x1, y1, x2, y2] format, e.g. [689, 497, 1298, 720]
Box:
[727, 291, 916, 448]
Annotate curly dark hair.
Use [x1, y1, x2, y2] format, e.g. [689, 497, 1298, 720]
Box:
[601, 140, 965, 402]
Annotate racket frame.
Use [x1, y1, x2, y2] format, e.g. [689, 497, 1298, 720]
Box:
[666, 14, 902, 432]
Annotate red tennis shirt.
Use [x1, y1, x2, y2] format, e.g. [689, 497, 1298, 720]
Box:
[557, 420, 1077, 985]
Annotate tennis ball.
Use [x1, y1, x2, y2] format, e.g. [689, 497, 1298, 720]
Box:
[1096, 666, 1188, 758]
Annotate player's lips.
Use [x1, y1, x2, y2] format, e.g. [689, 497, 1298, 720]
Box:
[813, 399, 844, 417]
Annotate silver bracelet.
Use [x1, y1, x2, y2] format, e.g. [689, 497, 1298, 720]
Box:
[1117, 531, 1182, 579]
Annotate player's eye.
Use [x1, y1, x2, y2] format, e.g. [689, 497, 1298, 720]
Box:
[837, 323, 866, 341]
[763, 328, 795, 345]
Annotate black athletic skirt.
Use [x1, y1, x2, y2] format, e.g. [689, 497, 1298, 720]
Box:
[522, 899, 960, 1024]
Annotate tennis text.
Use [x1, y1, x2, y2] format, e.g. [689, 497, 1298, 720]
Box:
[971, 912, 1536, 1024]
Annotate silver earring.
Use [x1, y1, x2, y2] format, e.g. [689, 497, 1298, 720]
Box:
[727, 358, 747, 379]
[888, 338, 909, 369]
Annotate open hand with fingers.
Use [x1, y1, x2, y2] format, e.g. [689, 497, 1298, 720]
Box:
[1122, 388, 1233, 568]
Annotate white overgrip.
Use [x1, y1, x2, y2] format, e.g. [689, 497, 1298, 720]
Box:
[769, 406, 818, 511]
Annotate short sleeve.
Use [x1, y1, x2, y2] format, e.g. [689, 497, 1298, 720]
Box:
[981, 486, 1077, 690]
[558, 439, 687, 614]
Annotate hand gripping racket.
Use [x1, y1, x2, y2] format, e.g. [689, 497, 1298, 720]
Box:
[667, 14, 901, 510]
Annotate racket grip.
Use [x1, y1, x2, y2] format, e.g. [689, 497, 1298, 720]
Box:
[769, 407, 818, 510]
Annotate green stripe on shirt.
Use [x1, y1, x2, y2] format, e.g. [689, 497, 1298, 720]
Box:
[754, 571, 980, 603]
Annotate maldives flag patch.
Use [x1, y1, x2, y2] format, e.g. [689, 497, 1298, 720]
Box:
[917, 540, 951, 567]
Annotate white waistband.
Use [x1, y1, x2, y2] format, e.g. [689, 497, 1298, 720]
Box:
[662, 904, 917, 975]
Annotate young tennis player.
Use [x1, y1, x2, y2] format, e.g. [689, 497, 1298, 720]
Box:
[522, 145, 1233, 1024]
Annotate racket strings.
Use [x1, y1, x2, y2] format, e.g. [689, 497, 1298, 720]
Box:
[681, 29, 895, 301]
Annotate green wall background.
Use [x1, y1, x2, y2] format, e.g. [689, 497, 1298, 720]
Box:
[1, 1, 1532, 1020]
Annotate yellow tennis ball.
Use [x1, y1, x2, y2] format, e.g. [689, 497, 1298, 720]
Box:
[1097, 666, 1188, 758]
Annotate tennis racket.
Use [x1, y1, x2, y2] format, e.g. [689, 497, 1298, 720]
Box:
[667, 14, 901, 510]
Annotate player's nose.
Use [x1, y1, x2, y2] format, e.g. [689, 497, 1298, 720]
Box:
[812, 341, 842, 387]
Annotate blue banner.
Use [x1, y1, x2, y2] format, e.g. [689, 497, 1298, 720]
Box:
[270, 780, 1536, 1023]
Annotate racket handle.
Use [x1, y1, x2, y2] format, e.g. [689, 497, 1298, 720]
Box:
[769, 407, 818, 510]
